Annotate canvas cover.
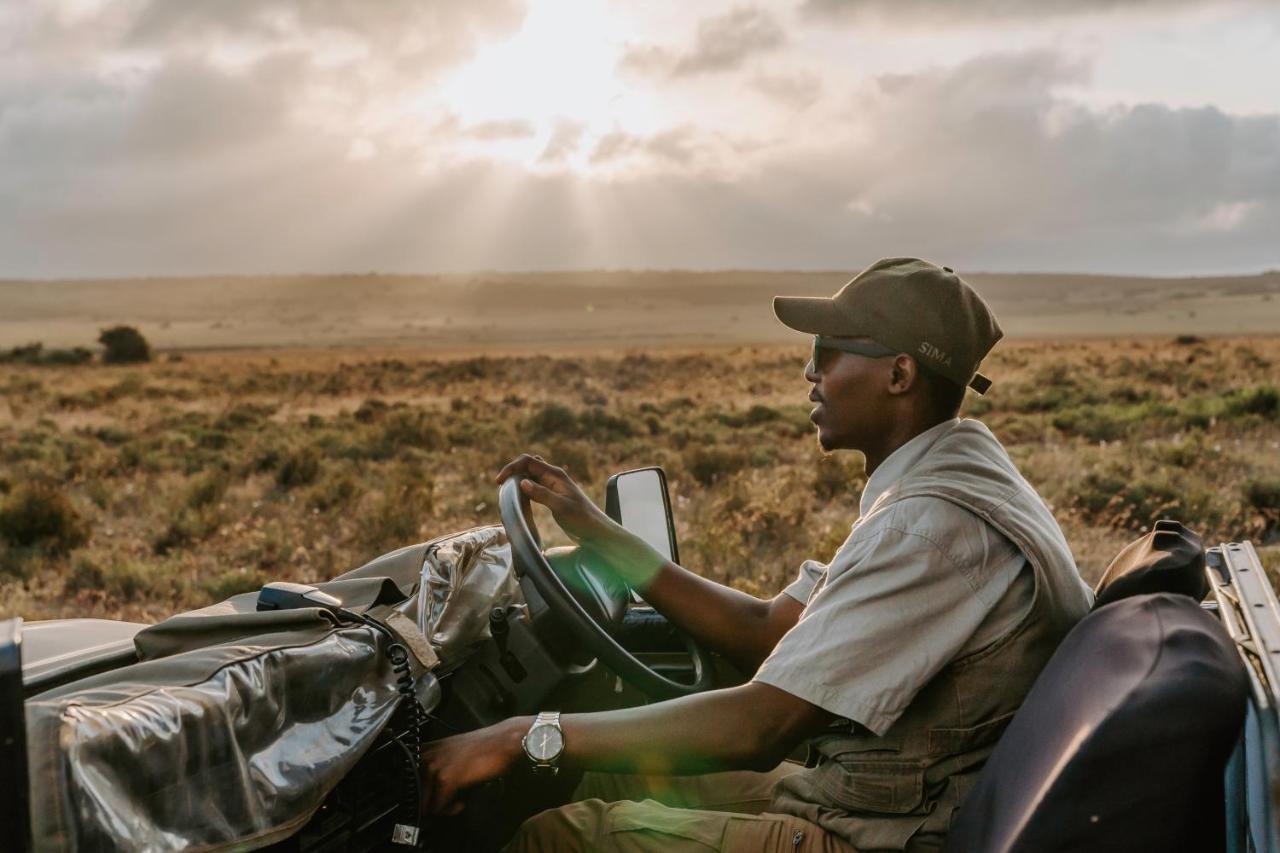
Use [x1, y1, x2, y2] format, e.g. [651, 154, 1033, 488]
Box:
[24, 525, 523, 851]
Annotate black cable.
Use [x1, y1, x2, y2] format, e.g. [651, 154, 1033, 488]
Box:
[345, 611, 429, 848]
[391, 641, 429, 843]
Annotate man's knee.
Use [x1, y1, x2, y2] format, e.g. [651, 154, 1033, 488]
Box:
[505, 799, 609, 853]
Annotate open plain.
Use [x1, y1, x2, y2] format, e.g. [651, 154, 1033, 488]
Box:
[1, 298, 1278, 621]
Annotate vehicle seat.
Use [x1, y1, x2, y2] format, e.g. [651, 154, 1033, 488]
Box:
[943, 523, 1246, 853]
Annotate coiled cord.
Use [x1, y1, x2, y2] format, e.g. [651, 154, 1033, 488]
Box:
[348, 612, 428, 847]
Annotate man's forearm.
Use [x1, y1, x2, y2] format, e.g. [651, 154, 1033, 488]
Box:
[587, 523, 801, 672]
[502, 682, 826, 777]
[641, 564, 801, 673]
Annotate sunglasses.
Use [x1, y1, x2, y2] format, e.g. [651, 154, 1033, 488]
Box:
[809, 335, 898, 372]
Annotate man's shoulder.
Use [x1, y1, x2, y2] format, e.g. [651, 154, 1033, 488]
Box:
[850, 495, 995, 561]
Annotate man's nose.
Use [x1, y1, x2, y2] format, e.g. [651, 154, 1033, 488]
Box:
[804, 359, 819, 383]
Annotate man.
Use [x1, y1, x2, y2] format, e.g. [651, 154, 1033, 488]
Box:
[420, 258, 1094, 851]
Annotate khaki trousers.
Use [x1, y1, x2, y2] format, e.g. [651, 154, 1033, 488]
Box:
[504, 764, 858, 852]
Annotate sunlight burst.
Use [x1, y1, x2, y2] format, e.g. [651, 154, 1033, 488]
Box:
[438, 2, 654, 169]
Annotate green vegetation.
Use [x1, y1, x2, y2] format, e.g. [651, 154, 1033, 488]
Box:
[98, 325, 152, 364]
[1, 337, 1278, 622]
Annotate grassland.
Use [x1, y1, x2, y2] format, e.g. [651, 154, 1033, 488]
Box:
[2, 337, 1279, 624]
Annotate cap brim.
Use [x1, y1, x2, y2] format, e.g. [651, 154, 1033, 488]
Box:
[773, 296, 865, 336]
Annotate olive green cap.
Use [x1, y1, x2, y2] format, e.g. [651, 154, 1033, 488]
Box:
[772, 257, 1002, 394]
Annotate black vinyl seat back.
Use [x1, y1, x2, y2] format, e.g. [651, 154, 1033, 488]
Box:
[944, 592, 1247, 853]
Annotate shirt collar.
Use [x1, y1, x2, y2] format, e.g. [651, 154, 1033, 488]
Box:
[858, 418, 960, 516]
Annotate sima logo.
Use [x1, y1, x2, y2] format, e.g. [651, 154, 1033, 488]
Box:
[918, 341, 953, 367]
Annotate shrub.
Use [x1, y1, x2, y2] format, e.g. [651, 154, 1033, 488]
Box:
[153, 505, 221, 555]
[360, 473, 433, 549]
[201, 567, 268, 602]
[380, 410, 443, 453]
[813, 456, 864, 501]
[277, 446, 321, 489]
[526, 403, 577, 440]
[1224, 386, 1279, 419]
[1245, 478, 1280, 515]
[186, 469, 230, 508]
[306, 468, 363, 511]
[0, 484, 88, 552]
[354, 399, 389, 423]
[685, 445, 747, 487]
[66, 552, 157, 600]
[98, 325, 152, 364]
[1, 343, 94, 366]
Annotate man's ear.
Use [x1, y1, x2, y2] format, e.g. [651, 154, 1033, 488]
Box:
[888, 354, 919, 396]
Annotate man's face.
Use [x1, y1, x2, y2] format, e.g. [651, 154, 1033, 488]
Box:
[804, 337, 893, 452]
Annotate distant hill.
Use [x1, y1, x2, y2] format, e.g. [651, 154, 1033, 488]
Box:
[2, 270, 1278, 351]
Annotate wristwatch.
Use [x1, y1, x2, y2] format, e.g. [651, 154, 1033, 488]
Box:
[522, 711, 564, 774]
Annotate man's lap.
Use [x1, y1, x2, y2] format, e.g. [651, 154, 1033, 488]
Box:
[506, 764, 858, 852]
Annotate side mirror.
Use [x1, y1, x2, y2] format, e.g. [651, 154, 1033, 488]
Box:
[605, 467, 679, 564]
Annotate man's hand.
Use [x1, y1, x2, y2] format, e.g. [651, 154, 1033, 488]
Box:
[419, 717, 529, 815]
[419, 684, 828, 815]
[496, 454, 665, 587]
[495, 454, 616, 545]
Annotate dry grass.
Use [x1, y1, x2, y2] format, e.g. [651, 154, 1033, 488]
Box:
[2, 337, 1278, 623]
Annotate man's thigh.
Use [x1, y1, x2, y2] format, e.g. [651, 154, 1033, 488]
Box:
[506, 798, 858, 853]
[573, 762, 802, 815]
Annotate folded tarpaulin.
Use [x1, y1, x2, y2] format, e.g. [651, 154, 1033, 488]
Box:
[26, 617, 404, 851]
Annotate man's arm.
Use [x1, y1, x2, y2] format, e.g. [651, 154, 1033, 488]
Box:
[625, 557, 804, 674]
[420, 681, 828, 814]
[497, 454, 804, 672]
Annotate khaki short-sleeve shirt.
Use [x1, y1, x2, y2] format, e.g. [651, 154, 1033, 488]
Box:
[753, 419, 1033, 736]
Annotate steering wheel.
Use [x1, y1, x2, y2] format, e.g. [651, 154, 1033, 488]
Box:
[499, 476, 716, 700]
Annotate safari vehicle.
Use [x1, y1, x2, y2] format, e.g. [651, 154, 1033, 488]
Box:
[2, 467, 1278, 852]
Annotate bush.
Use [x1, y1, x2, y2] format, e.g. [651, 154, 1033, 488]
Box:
[153, 504, 221, 555]
[1224, 386, 1279, 419]
[277, 446, 321, 489]
[526, 403, 577, 440]
[380, 410, 443, 453]
[685, 445, 747, 487]
[186, 469, 230, 508]
[0, 484, 88, 552]
[306, 468, 363, 511]
[98, 325, 152, 364]
[360, 473, 433, 548]
[201, 567, 268, 602]
[813, 455, 864, 501]
[66, 552, 158, 600]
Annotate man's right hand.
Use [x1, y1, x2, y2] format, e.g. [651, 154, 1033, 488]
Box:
[496, 454, 666, 588]
[496, 453, 802, 671]
[494, 454, 616, 544]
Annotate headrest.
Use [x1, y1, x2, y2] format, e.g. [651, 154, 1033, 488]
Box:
[1093, 519, 1208, 609]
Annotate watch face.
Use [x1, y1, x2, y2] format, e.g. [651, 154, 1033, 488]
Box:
[528, 724, 563, 761]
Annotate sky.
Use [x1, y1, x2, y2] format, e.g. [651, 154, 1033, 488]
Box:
[2, 0, 1278, 278]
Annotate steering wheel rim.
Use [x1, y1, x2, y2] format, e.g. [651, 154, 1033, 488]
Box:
[499, 476, 716, 700]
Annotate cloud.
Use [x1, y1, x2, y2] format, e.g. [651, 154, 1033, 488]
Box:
[1, 2, 1277, 277]
[464, 119, 537, 140]
[124, 0, 527, 71]
[539, 120, 585, 163]
[799, 0, 1240, 25]
[751, 70, 822, 109]
[620, 6, 786, 79]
